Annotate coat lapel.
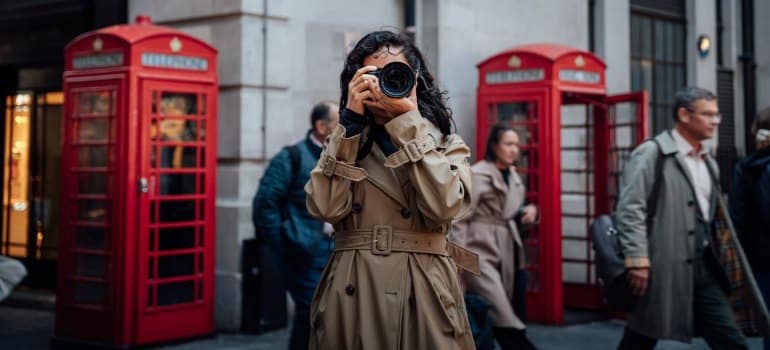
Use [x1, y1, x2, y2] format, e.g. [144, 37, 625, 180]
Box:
[502, 167, 525, 218]
[359, 142, 408, 207]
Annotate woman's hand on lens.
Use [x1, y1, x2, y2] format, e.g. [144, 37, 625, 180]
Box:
[346, 66, 378, 115]
[363, 77, 417, 119]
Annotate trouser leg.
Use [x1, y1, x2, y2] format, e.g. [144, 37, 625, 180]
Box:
[513, 267, 528, 323]
[754, 272, 770, 350]
[693, 253, 748, 350]
[617, 327, 657, 350]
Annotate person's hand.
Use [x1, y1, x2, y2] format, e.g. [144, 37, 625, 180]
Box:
[362, 75, 417, 120]
[346, 65, 379, 115]
[521, 204, 538, 225]
[627, 267, 649, 296]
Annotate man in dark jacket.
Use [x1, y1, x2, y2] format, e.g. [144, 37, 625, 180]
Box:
[730, 106, 770, 350]
[252, 101, 338, 350]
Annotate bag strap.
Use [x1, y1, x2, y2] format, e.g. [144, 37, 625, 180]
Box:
[646, 139, 666, 220]
[287, 144, 302, 188]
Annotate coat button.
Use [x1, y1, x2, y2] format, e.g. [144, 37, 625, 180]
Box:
[686, 258, 693, 264]
[688, 200, 695, 206]
[688, 230, 695, 235]
[345, 284, 355, 296]
[400, 208, 411, 218]
[352, 203, 362, 213]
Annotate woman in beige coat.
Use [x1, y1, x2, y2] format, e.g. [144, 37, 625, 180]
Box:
[452, 124, 539, 349]
[305, 31, 478, 350]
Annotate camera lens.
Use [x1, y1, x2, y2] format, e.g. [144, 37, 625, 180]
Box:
[378, 62, 415, 98]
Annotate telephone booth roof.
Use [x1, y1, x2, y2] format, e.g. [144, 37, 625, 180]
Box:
[64, 16, 217, 72]
[477, 43, 606, 94]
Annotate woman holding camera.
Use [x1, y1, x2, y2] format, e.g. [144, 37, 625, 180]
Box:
[305, 31, 477, 349]
[452, 124, 539, 349]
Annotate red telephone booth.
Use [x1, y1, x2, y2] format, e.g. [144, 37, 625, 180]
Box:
[55, 16, 217, 347]
[476, 44, 648, 324]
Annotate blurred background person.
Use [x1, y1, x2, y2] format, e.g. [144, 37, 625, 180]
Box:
[453, 123, 539, 349]
[252, 101, 338, 350]
[729, 106, 770, 350]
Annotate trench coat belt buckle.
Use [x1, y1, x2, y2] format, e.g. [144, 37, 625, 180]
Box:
[384, 136, 437, 168]
[319, 153, 368, 181]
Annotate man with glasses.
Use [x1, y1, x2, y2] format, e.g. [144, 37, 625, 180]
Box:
[615, 87, 770, 348]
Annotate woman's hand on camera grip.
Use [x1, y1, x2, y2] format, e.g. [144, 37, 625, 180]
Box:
[346, 66, 378, 115]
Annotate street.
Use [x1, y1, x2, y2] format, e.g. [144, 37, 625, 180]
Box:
[1, 304, 762, 349]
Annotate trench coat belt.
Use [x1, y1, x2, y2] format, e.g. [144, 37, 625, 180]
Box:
[471, 216, 509, 226]
[334, 225, 481, 275]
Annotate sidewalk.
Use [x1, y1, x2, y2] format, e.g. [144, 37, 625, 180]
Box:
[1, 304, 762, 349]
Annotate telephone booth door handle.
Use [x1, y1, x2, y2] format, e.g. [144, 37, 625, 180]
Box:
[139, 177, 149, 193]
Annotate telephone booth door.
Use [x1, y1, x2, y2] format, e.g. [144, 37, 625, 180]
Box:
[476, 44, 649, 323]
[58, 81, 124, 343]
[559, 91, 648, 309]
[135, 80, 216, 343]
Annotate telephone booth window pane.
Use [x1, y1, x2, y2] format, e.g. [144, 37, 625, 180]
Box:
[160, 93, 196, 116]
[152, 91, 158, 114]
[199, 148, 205, 167]
[77, 119, 110, 141]
[78, 92, 111, 116]
[76, 254, 105, 277]
[200, 94, 206, 115]
[159, 200, 196, 222]
[159, 174, 197, 195]
[159, 146, 197, 168]
[76, 227, 108, 249]
[157, 281, 195, 306]
[77, 200, 108, 223]
[157, 119, 197, 142]
[77, 146, 109, 167]
[157, 254, 195, 278]
[74, 281, 105, 305]
[158, 227, 196, 250]
[77, 172, 110, 194]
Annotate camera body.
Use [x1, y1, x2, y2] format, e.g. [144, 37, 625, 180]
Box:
[366, 62, 416, 98]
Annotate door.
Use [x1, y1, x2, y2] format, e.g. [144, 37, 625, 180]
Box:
[135, 80, 214, 343]
[479, 91, 558, 323]
[560, 91, 648, 310]
[56, 81, 122, 342]
[1, 92, 64, 288]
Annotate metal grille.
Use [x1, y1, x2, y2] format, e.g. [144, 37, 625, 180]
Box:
[717, 68, 736, 192]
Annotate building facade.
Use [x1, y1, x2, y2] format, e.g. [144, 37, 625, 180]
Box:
[1, 0, 767, 332]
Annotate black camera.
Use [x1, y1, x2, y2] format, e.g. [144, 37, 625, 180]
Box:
[366, 62, 416, 98]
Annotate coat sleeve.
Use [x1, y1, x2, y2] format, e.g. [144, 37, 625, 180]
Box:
[728, 162, 747, 237]
[304, 124, 363, 224]
[384, 110, 472, 224]
[450, 171, 485, 245]
[615, 141, 659, 268]
[252, 149, 291, 244]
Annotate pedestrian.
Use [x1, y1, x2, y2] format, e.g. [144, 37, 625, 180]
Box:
[615, 87, 770, 349]
[305, 30, 478, 349]
[452, 124, 538, 349]
[252, 101, 339, 350]
[729, 106, 770, 350]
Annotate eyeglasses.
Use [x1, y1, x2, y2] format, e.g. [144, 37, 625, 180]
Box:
[687, 110, 723, 121]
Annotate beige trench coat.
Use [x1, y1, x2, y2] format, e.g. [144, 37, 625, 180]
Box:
[305, 110, 476, 350]
[451, 160, 528, 330]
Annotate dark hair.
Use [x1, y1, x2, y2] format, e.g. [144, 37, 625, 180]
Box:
[310, 102, 332, 126]
[484, 124, 515, 162]
[672, 87, 717, 122]
[339, 31, 454, 135]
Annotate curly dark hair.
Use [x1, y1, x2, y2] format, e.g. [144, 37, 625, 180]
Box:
[339, 30, 454, 135]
